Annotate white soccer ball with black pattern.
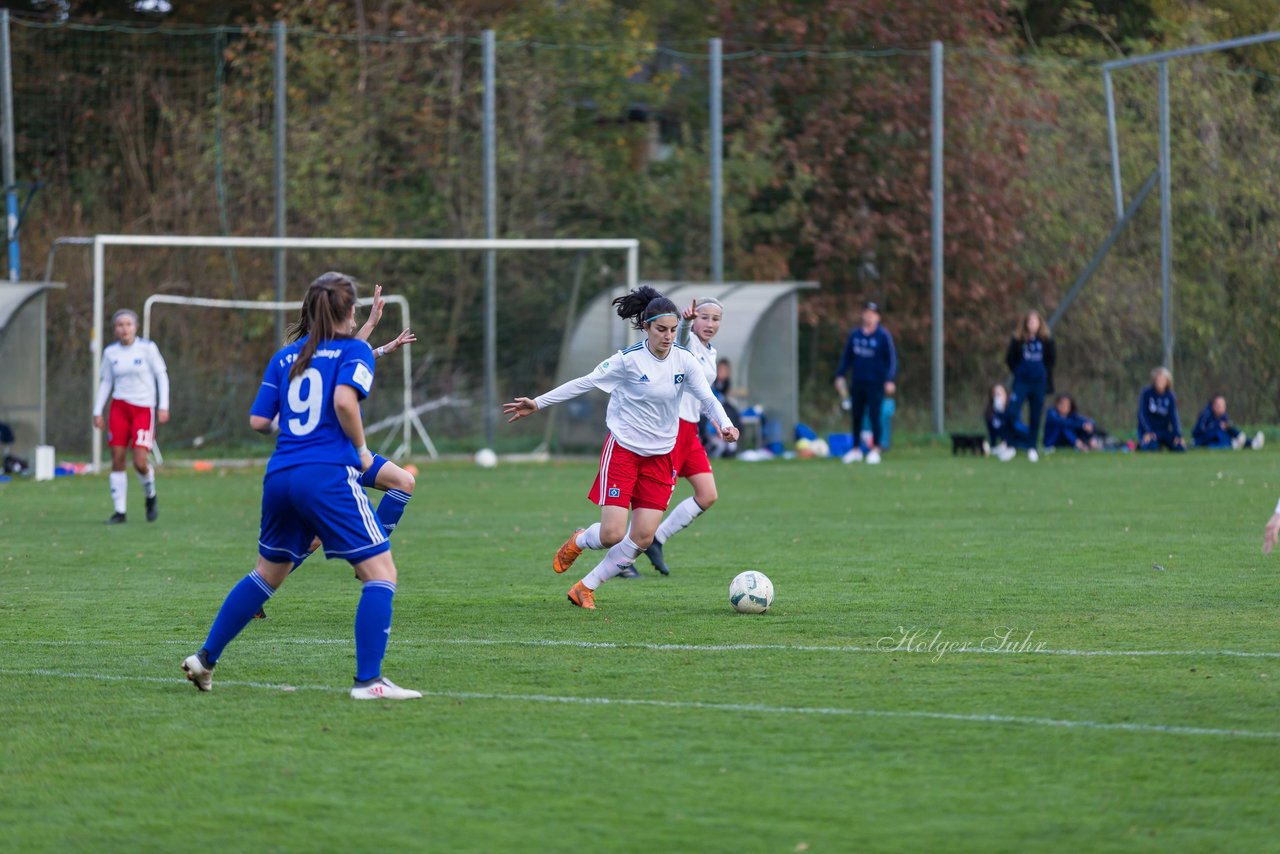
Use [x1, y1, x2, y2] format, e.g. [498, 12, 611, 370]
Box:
[729, 570, 774, 613]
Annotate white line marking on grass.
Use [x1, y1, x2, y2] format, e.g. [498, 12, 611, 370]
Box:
[1, 667, 1277, 740]
[5, 637, 1280, 659]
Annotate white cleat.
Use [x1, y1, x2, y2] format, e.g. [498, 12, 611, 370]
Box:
[865, 449, 881, 465]
[842, 448, 864, 464]
[182, 654, 213, 692]
[1027, 448, 1039, 463]
[350, 676, 422, 700]
[1253, 431, 1265, 450]
[1232, 432, 1248, 450]
[996, 444, 1016, 462]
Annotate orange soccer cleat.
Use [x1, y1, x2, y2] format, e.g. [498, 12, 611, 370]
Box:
[567, 581, 596, 610]
[553, 528, 585, 574]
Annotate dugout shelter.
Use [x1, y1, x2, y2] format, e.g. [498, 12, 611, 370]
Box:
[552, 281, 817, 451]
[0, 281, 64, 461]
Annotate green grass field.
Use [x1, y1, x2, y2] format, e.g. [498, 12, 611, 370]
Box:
[3, 448, 1280, 851]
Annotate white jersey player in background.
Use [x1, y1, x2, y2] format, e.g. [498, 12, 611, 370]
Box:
[639, 296, 724, 576]
[504, 286, 739, 610]
[92, 308, 169, 524]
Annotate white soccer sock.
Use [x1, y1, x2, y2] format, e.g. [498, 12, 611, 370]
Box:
[576, 523, 604, 551]
[582, 535, 643, 590]
[655, 496, 705, 545]
[109, 471, 128, 514]
[138, 465, 156, 499]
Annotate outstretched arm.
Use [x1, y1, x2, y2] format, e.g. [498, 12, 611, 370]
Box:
[374, 328, 416, 359]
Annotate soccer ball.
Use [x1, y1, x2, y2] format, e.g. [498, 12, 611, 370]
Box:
[729, 570, 774, 614]
[474, 448, 498, 468]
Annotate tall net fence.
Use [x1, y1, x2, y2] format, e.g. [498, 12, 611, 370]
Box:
[17, 15, 1280, 456]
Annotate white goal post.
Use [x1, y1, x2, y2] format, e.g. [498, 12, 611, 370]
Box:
[90, 235, 641, 472]
[142, 292, 432, 462]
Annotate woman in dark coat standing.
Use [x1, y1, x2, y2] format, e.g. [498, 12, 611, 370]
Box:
[1005, 309, 1055, 462]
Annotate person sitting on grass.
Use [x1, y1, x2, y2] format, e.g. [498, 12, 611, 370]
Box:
[1043, 393, 1102, 452]
[1192, 394, 1264, 450]
[983, 383, 1022, 461]
[1137, 367, 1185, 452]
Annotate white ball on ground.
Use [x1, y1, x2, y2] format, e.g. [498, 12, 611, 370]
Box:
[729, 570, 774, 613]
[474, 448, 498, 468]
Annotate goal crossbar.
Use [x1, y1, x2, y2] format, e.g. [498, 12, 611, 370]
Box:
[141, 293, 432, 462]
[91, 234, 641, 471]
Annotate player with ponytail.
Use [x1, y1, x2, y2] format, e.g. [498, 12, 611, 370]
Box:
[183, 271, 420, 700]
[505, 286, 739, 610]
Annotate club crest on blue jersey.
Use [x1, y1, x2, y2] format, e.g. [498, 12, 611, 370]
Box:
[607, 487, 621, 498]
[673, 373, 685, 384]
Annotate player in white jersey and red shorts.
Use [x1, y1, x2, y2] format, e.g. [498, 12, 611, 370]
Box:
[92, 309, 170, 524]
[640, 296, 724, 576]
[505, 286, 739, 610]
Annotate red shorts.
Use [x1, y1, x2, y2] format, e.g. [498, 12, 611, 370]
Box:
[107, 399, 156, 449]
[672, 419, 712, 479]
[587, 433, 677, 511]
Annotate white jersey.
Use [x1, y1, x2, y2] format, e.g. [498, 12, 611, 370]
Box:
[676, 317, 718, 424]
[535, 341, 734, 457]
[94, 338, 170, 414]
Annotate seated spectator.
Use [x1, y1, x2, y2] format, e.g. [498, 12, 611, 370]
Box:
[703, 358, 740, 458]
[1137, 366, 1185, 452]
[1043, 393, 1102, 451]
[984, 384, 1024, 461]
[1193, 394, 1264, 450]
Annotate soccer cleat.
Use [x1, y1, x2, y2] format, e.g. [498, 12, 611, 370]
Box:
[105, 512, 127, 525]
[350, 676, 422, 700]
[553, 528, 585, 574]
[146, 495, 158, 522]
[866, 449, 882, 465]
[617, 563, 640, 578]
[567, 581, 596, 610]
[644, 540, 670, 576]
[1254, 431, 1266, 450]
[254, 607, 268, 620]
[997, 445, 1016, 462]
[841, 448, 863, 464]
[1027, 449, 1039, 463]
[182, 652, 213, 692]
[1232, 432, 1248, 450]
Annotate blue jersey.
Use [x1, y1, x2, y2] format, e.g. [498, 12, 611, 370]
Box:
[1137, 386, 1181, 437]
[836, 325, 897, 384]
[250, 336, 376, 474]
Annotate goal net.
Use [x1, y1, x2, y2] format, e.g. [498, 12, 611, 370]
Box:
[89, 235, 640, 472]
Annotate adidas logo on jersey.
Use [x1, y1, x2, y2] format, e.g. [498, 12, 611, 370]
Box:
[638, 374, 650, 382]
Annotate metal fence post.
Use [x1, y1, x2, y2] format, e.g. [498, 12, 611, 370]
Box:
[483, 29, 497, 450]
[930, 41, 945, 435]
[273, 21, 287, 344]
[1158, 60, 1172, 371]
[1, 9, 18, 281]
[710, 37, 723, 283]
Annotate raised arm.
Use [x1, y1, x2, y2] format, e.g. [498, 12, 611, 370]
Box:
[356, 284, 385, 343]
[676, 298, 696, 348]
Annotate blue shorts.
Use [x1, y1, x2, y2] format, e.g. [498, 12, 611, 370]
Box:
[258, 463, 389, 566]
[361, 453, 389, 489]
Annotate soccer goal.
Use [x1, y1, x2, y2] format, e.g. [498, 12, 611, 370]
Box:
[90, 235, 641, 472]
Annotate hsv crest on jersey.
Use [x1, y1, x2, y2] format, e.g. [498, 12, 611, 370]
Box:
[673, 373, 685, 384]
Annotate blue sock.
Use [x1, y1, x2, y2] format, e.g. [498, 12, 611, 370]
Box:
[202, 570, 275, 665]
[376, 490, 411, 536]
[354, 580, 396, 682]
